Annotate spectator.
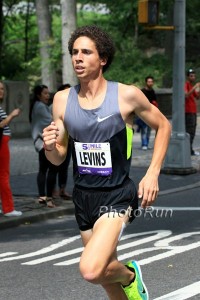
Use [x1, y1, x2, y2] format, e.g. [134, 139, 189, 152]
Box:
[0, 81, 22, 217]
[185, 69, 200, 156]
[137, 76, 158, 150]
[29, 84, 56, 207]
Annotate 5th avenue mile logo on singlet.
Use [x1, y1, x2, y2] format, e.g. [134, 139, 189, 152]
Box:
[74, 142, 112, 176]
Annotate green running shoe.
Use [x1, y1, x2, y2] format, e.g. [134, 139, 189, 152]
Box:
[122, 261, 149, 300]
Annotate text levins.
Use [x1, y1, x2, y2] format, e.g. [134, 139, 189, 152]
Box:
[79, 152, 106, 166]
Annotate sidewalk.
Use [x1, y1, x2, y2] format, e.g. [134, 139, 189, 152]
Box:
[0, 117, 200, 230]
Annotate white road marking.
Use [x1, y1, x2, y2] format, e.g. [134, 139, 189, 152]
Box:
[154, 231, 200, 247]
[55, 257, 80, 266]
[153, 281, 200, 299]
[120, 230, 172, 243]
[1, 230, 200, 299]
[139, 241, 200, 265]
[153, 206, 200, 211]
[53, 231, 200, 266]
[159, 181, 200, 196]
[53, 231, 171, 266]
[0, 235, 80, 262]
[0, 252, 18, 258]
[22, 247, 83, 265]
[20, 230, 171, 265]
[137, 232, 200, 265]
[118, 247, 163, 261]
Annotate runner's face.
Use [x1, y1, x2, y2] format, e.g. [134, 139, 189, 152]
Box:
[0, 82, 4, 100]
[72, 36, 106, 79]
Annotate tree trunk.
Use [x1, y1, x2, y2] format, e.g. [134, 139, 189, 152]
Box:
[35, 0, 56, 92]
[60, 0, 77, 86]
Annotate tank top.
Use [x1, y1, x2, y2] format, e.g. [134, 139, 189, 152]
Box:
[64, 81, 133, 188]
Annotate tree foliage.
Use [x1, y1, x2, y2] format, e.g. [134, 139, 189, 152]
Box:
[1, 0, 200, 88]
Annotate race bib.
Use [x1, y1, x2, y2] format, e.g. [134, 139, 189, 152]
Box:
[74, 142, 112, 176]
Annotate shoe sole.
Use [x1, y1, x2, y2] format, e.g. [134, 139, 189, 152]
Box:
[132, 261, 149, 300]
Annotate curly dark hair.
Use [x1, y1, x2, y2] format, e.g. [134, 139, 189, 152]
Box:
[68, 25, 115, 73]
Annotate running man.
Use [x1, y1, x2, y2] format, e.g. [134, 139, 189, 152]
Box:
[43, 25, 171, 300]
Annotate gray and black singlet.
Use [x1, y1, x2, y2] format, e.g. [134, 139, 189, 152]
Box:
[64, 81, 133, 189]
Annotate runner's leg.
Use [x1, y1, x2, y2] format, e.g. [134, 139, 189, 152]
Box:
[80, 213, 133, 298]
[101, 250, 128, 300]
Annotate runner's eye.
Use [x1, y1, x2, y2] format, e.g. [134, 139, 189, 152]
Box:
[82, 49, 92, 55]
[72, 50, 78, 55]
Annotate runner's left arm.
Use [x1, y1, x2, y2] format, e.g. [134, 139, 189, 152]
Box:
[131, 86, 171, 208]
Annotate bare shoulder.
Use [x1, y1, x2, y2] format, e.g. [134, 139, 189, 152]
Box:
[53, 88, 70, 104]
[118, 82, 148, 110]
[118, 82, 139, 95]
[52, 88, 71, 118]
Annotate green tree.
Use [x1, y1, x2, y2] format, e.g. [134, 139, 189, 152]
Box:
[1, 0, 200, 86]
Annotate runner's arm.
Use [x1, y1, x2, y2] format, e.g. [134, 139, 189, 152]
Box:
[130, 86, 171, 208]
[43, 91, 69, 166]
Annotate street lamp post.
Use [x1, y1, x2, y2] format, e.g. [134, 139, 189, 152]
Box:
[163, 0, 196, 174]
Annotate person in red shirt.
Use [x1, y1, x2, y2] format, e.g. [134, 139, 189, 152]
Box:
[185, 69, 200, 155]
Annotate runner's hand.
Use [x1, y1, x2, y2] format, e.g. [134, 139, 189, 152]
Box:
[138, 173, 159, 208]
[43, 122, 59, 151]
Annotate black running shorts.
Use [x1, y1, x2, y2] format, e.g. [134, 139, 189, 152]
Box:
[73, 177, 138, 231]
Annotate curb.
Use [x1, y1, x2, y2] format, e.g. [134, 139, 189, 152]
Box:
[0, 204, 75, 230]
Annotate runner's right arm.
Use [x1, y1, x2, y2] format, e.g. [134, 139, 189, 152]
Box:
[43, 90, 69, 166]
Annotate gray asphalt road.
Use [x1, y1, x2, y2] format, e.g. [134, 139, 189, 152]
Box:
[0, 188, 200, 300]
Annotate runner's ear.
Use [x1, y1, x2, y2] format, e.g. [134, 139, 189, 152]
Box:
[100, 57, 107, 67]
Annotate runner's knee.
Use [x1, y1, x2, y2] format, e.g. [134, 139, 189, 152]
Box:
[79, 260, 105, 284]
